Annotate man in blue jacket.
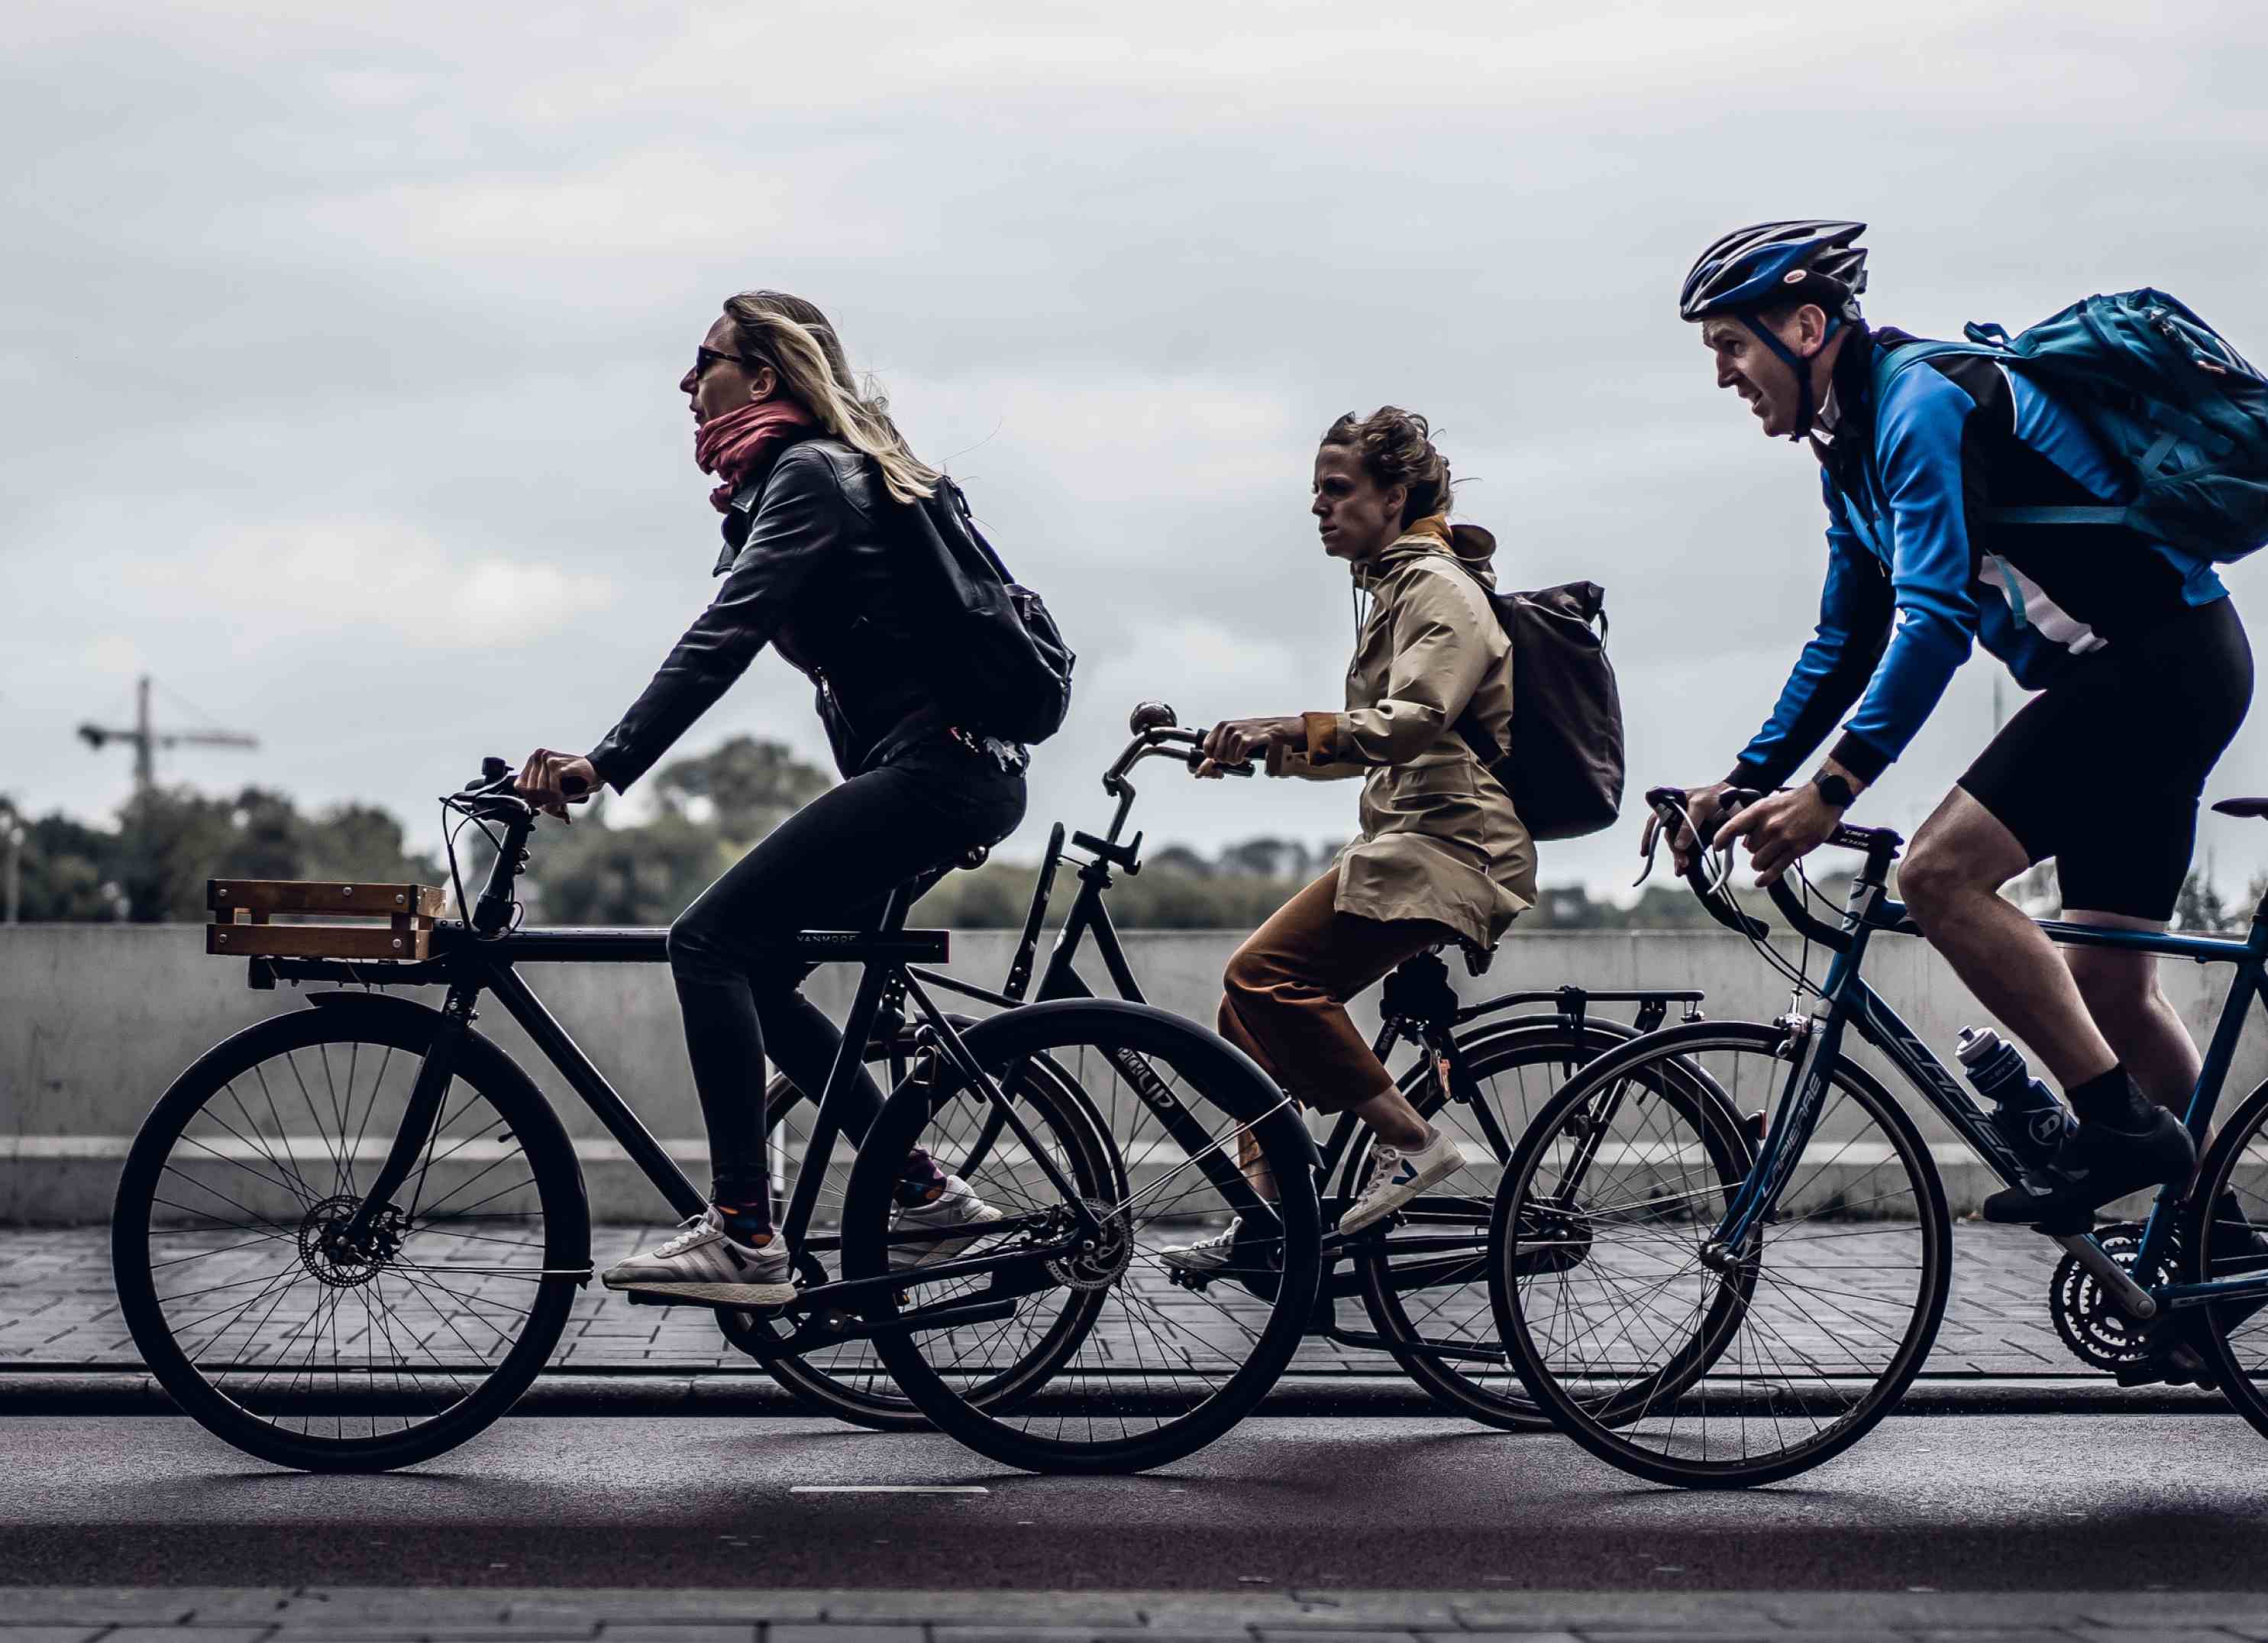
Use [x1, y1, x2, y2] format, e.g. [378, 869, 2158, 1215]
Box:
[1662, 220, 2250, 1228]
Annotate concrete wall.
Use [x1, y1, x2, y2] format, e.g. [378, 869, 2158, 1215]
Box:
[5, 922, 2262, 1221]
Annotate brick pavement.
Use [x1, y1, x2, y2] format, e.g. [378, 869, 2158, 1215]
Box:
[0, 1223, 2080, 1378]
[2, 1586, 2266, 1641]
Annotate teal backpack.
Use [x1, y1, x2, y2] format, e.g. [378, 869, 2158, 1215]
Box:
[1871, 289, 2268, 563]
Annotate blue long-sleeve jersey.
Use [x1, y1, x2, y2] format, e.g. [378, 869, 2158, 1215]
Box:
[1730, 326, 2227, 791]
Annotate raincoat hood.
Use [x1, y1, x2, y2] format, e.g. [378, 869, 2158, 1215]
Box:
[1355, 516, 1498, 591]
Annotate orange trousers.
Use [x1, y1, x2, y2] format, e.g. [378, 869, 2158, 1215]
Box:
[1215, 867, 1453, 1114]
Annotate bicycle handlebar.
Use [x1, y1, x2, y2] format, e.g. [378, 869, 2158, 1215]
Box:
[1643, 786, 1771, 940]
[1643, 783, 1914, 950]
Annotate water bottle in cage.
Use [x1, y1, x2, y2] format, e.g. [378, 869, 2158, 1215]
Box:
[1955, 1026, 2076, 1169]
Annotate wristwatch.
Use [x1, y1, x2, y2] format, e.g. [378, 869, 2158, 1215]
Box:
[1811, 771, 1856, 810]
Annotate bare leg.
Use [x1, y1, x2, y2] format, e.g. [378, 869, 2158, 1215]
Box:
[1899, 788, 2120, 1090]
[2062, 914, 2203, 1115]
[1348, 1084, 1432, 1150]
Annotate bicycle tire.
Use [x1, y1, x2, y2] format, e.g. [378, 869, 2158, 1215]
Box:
[740, 1039, 1120, 1431]
[847, 999, 1323, 1473]
[2179, 1075, 2268, 1428]
[111, 998, 586, 1473]
[1492, 1020, 1950, 1489]
[1344, 1017, 1647, 1431]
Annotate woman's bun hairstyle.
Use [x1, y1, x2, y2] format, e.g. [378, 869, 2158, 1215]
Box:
[1320, 406, 1452, 528]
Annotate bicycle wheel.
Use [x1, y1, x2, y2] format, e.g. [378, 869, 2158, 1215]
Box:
[2180, 1076, 2268, 1427]
[111, 999, 586, 1472]
[1345, 1018, 1653, 1431]
[1493, 1020, 1950, 1489]
[735, 1034, 1119, 1431]
[848, 999, 1323, 1473]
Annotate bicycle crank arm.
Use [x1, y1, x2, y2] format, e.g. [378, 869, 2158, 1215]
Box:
[2056, 1233, 2157, 1321]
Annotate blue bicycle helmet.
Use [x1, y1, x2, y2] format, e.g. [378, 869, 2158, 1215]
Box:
[1681, 220, 1869, 439]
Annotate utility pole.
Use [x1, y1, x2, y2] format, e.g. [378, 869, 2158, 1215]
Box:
[1, 802, 21, 926]
[76, 675, 259, 792]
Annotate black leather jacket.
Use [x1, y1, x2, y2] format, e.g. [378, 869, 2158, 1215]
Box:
[587, 436, 939, 790]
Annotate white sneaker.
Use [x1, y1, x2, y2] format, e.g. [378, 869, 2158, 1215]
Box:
[601, 1208, 796, 1307]
[1158, 1216, 1242, 1276]
[1340, 1127, 1462, 1234]
[889, 1174, 1005, 1271]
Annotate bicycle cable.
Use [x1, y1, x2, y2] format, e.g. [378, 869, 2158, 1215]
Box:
[1664, 792, 1826, 1003]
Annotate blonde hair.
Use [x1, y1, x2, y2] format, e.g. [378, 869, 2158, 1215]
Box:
[721, 290, 939, 504]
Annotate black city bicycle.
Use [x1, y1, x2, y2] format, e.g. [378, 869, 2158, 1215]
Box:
[1490, 784, 2268, 1489]
[757, 703, 1706, 1433]
[111, 759, 1323, 1476]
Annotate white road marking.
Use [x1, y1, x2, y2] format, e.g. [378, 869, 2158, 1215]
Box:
[789, 1485, 990, 1495]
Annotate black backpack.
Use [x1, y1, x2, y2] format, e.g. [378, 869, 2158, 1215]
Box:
[1446, 573, 1625, 842]
[899, 476, 1076, 745]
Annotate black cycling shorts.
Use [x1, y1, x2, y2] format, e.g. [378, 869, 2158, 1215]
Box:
[1959, 596, 2252, 922]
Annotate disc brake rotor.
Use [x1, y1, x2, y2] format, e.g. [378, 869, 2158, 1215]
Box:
[1047, 1198, 1133, 1292]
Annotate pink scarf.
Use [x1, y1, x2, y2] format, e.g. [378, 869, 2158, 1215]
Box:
[695, 398, 817, 512]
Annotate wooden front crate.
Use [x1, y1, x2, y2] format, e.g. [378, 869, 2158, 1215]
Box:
[207, 880, 447, 962]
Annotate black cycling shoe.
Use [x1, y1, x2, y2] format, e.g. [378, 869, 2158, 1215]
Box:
[1981, 1108, 2197, 1231]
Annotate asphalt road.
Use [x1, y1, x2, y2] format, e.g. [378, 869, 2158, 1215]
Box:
[5, 1413, 2267, 1592]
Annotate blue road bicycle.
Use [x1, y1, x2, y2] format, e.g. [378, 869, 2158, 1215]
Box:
[1488, 785, 2268, 1488]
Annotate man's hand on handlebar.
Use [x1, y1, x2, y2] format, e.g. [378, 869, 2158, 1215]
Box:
[1711, 778, 1848, 886]
[1641, 780, 1737, 876]
[1196, 716, 1299, 779]
[516, 749, 598, 823]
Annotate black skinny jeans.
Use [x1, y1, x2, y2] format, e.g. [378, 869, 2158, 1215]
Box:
[667, 734, 1026, 1227]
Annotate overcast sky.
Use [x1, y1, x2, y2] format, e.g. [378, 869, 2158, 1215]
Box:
[8, 1, 2268, 902]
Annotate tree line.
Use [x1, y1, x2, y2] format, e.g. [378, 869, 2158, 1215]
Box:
[5, 734, 2250, 932]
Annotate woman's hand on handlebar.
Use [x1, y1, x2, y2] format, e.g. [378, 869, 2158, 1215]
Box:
[517, 749, 598, 822]
[1195, 716, 1299, 778]
[1641, 780, 1735, 876]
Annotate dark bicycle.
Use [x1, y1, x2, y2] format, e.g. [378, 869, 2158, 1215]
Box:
[1491, 784, 2268, 1489]
[110, 758, 1323, 1475]
[758, 703, 1707, 1433]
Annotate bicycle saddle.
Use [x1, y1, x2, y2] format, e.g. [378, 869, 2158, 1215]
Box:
[2212, 797, 2268, 820]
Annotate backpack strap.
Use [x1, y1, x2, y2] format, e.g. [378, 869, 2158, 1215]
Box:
[1862, 336, 2144, 535]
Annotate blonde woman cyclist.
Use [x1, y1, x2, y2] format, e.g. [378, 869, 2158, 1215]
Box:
[519, 291, 1029, 1306]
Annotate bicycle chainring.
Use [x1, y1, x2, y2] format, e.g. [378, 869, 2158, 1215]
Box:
[2050, 1221, 2166, 1373]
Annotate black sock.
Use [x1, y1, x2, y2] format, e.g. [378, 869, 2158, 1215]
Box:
[2069, 1065, 2153, 1128]
[894, 1148, 950, 1207]
[713, 1202, 771, 1246]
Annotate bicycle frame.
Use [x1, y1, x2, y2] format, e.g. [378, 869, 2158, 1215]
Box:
[252, 891, 1107, 1354]
[1710, 832, 2268, 1318]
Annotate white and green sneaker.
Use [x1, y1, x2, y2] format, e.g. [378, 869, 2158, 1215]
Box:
[1340, 1126, 1462, 1234]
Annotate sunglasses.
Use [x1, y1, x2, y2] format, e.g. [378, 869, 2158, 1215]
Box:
[693, 344, 764, 378]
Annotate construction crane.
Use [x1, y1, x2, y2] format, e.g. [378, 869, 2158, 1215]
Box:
[77, 675, 259, 792]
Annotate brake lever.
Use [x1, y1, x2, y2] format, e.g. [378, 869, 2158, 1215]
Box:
[1185, 749, 1256, 778]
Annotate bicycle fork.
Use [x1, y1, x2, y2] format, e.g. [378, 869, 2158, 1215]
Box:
[341, 983, 477, 1250]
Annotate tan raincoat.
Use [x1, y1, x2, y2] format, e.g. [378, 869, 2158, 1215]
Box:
[1267, 518, 1536, 948]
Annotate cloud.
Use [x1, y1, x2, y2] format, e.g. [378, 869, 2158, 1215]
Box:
[4, 0, 2266, 907]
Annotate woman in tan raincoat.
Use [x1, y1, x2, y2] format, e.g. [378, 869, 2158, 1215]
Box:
[1164, 407, 1536, 1266]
